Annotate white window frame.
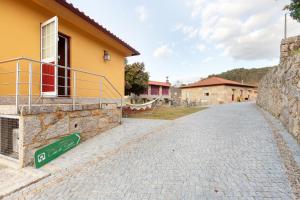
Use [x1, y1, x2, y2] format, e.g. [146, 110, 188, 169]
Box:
[40, 16, 58, 97]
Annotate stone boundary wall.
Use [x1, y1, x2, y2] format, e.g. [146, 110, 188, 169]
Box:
[257, 35, 300, 143]
[18, 104, 121, 167]
[0, 96, 121, 106]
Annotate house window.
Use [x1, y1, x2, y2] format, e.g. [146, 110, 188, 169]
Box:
[204, 92, 209, 96]
[42, 20, 56, 60]
[162, 86, 169, 95]
[150, 85, 159, 95]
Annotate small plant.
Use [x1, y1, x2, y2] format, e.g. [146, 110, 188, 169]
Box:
[292, 48, 300, 56]
[237, 96, 243, 102]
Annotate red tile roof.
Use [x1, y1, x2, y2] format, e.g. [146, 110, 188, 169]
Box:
[148, 81, 171, 87]
[55, 0, 140, 56]
[181, 76, 256, 88]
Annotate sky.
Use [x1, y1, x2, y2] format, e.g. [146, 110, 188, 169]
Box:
[68, 0, 300, 84]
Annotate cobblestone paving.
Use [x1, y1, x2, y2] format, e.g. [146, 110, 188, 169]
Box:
[5, 103, 297, 199]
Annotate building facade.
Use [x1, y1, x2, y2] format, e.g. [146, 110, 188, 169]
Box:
[140, 81, 171, 102]
[0, 0, 138, 168]
[181, 77, 257, 105]
[0, 0, 139, 103]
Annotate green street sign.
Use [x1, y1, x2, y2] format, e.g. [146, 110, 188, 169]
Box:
[34, 133, 81, 168]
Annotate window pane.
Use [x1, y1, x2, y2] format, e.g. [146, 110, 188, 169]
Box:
[42, 20, 56, 60]
[49, 46, 54, 58]
[42, 49, 46, 59]
[46, 24, 50, 36]
[49, 22, 54, 33]
[42, 27, 46, 36]
[49, 35, 54, 48]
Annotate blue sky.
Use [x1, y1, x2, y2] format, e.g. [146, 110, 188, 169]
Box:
[68, 0, 300, 84]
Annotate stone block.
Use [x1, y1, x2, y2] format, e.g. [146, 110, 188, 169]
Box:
[69, 110, 92, 118]
[43, 112, 66, 126]
[98, 117, 109, 129]
[22, 116, 42, 145]
[91, 109, 105, 117]
[44, 115, 69, 140]
[70, 116, 98, 133]
[82, 104, 100, 110]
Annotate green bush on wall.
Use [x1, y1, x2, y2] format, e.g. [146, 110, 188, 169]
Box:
[292, 48, 300, 56]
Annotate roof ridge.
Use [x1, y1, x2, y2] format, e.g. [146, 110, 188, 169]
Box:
[55, 0, 140, 56]
[182, 76, 256, 88]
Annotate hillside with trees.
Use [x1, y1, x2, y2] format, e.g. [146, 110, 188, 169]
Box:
[209, 67, 274, 86]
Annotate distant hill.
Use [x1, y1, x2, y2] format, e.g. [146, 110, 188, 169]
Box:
[208, 67, 274, 86]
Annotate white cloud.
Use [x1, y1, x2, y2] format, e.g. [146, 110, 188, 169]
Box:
[174, 23, 199, 39]
[153, 45, 173, 58]
[186, 0, 206, 18]
[135, 6, 148, 22]
[196, 43, 206, 51]
[183, 0, 300, 60]
[202, 57, 213, 63]
[175, 75, 203, 84]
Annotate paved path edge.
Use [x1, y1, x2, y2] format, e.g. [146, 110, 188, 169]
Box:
[258, 106, 300, 199]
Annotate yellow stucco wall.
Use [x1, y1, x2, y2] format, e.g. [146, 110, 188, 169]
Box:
[0, 0, 129, 99]
[181, 85, 257, 105]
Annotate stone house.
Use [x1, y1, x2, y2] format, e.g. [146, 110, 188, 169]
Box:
[140, 81, 171, 102]
[181, 77, 257, 105]
[170, 86, 182, 104]
[0, 0, 138, 168]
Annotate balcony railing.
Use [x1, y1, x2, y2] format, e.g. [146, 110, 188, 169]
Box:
[0, 57, 123, 121]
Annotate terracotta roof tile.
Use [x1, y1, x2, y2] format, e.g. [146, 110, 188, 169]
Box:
[148, 81, 170, 87]
[182, 76, 256, 88]
[55, 0, 140, 56]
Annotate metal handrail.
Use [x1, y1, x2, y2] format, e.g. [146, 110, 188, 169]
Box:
[0, 57, 123, 122]
[0, 57, 122, 98]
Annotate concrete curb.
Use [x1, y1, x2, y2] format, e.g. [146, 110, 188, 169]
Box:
[0, 167, 50, 199]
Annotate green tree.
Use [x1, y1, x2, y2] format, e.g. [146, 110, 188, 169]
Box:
[285, 0, 300, 22]
[125, 62, 149, 96]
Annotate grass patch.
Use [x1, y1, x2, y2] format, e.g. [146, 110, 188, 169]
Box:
[127, 106, 206, 120]
[292, 48, 300, 56]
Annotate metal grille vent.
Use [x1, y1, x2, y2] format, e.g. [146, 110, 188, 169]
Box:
[0, 117, 19, 159]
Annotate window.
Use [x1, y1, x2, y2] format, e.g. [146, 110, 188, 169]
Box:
[150, 85, 159, 95]
[204, 92, 209, 96]
[42, 20, 56, 60]
[162, 86, 169, 95]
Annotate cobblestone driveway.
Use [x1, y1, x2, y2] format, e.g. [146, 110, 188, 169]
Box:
[6, 103, 298, 199]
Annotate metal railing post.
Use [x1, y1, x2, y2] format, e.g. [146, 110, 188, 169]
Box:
[99, 78, 102, 108]
[73, 71, 76, 110]
[120, 97, 123, 124]
[28, 62, 32, 113]
[15, 61, 20, 113]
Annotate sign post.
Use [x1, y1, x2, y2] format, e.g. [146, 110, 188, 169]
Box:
[34, 133, 81, 168]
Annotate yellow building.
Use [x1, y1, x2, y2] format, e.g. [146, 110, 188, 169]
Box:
[0, 0, 139, 104]
[181, 77, 257, 105]
[0, 0, 139, 168]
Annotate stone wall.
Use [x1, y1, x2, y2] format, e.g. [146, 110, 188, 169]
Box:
[18, 104, 121, 167]
[257, 35, 300, 143]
